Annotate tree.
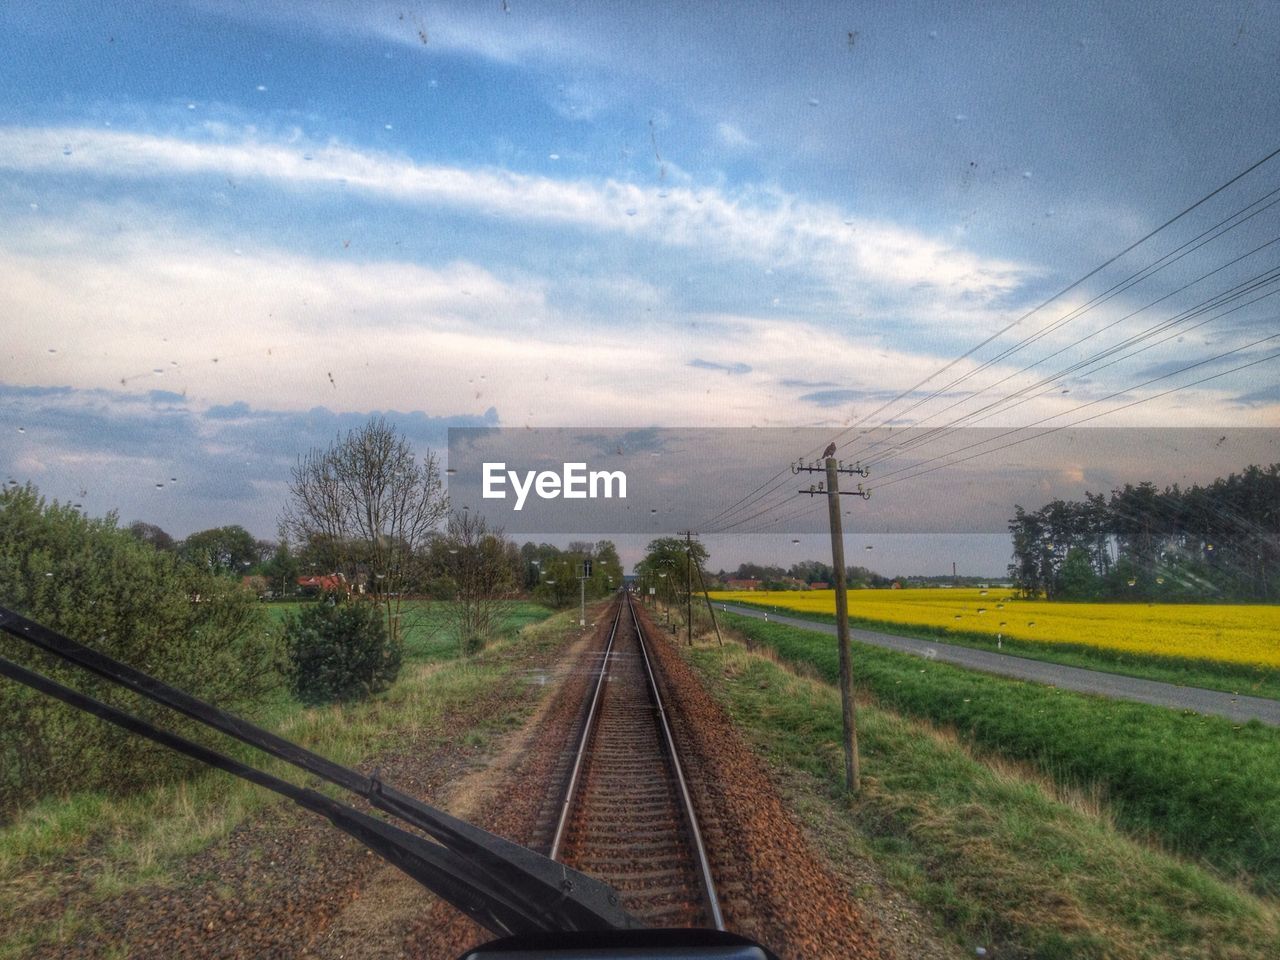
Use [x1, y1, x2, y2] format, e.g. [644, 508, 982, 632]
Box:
[1057, 546, 1100, 600]
[282, 595, 400, 703]
[261, 539, 301, 598]
[438, 510, 516, 655]
[636, 536, 709, 615]
[280, 417, 448, 642]
[127, 520, 176, 552]
[178, 524, 260, 576]
[0, 484, 275, 812]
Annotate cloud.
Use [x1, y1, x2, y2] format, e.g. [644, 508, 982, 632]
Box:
[799, 389, 872, 408]
[0, 126, 1029, 301]
[714, 121, 755, 150]
[689, 359, 751, 375]
[0, 382, 499, 535]
[194, 0, 594, 68]
[780, 378, 838, 389]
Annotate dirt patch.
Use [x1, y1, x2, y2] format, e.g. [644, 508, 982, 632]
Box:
[308, 624, 604, 960]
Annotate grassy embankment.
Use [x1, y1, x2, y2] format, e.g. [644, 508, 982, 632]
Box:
[712, 590, 1280, 701]
[684, 619, 1280, 958]
[0, 600, 559, 958]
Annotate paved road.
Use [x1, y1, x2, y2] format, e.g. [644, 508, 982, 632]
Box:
[720, 603, 1280, 727]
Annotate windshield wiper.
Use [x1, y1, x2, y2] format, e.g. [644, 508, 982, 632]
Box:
[0, 605, 637, 938]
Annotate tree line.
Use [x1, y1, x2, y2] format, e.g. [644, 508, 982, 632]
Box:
[1007, 463, 1280, 601]
[0, 417, 624, 814]
[710, 560, 892, 590]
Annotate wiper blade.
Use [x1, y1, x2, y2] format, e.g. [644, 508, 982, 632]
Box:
[0, 605, 636, 936]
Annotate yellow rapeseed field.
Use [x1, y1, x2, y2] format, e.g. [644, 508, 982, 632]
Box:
[708, 587, 1280, 668]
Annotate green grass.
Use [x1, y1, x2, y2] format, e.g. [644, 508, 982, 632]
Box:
[0, 602, 561, 957]
[269, 599, 552, 665]
[685, 639, 1280, 959]
[721, 600, 1280, 701]
[722, 612, 1280, 898]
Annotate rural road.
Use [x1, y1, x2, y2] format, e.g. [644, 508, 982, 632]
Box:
[720, 603, 1280, 727]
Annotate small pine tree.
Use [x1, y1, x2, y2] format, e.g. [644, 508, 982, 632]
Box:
[283, 595, 402, 703]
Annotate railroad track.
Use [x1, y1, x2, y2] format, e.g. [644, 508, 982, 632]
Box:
[548, 592, 723, 930]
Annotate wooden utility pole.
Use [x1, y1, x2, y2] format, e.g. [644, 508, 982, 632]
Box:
[795, 454, 870, 792]
[685, 531, 694, 646]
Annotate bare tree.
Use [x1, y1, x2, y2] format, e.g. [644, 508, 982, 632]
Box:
[439, 509, 516, 655]
[281, 417, 447, 643]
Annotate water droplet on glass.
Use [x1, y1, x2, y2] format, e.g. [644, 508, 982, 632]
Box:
[657, 190, 668, 199]
[303, 153, 313, 161]
[548, 153, 560, 160]
[953, 113, 967, 122]
[928, 29, 939, 39]
[62, 145, 73, 156]
[155, 482, 165, 488]
[153, 368, 164, 375]
[170, 477, 177, 482]
[17, 427, 25, 433]
[807, 97, 819, 106]
[256, 84, 267, 92]
[29, 202, 39, 211]
[1022, 170, 1032, 179]
[187, 103, 196, 110]
[384, 123, 393, 130]
[625, 208, 637, 217]
[48, 348, 56, 353]
[233, 248, 243, 256]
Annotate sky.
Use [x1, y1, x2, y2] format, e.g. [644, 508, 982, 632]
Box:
[2, 1, 1279, 575]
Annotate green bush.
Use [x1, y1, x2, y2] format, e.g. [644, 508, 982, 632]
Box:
[283, 596, 402, 703]
[0, 484, 277, 815]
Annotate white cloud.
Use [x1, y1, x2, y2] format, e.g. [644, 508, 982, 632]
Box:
[0, 126, 1027, 303]
[4, 207, 1271, 435]
[714, 121, 755, 150]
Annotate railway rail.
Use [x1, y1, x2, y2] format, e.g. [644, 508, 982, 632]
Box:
[549, 592, 724, 930]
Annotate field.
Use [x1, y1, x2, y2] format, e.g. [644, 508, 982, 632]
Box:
[684, 632, 1280, 958]
[710, 588, 1280, 668]
[718, 612, 1280, 900]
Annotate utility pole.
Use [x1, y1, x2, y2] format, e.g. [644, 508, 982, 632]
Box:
[795, 453, 870, 792]
[685, 531, 694, 646]
[578, 556, 592, 627]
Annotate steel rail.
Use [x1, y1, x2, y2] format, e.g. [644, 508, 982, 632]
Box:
[548, 595, 624, 861]
[626, 593, 725, 932]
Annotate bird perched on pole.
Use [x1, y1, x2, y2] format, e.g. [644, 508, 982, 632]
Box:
[821, 441, 837, 459]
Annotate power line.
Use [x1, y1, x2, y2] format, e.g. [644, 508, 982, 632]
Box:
[860, 265, 1280, 469]
[866, 333, 1280, 495]
[844, 205, 1280, 467]
[818, 145, 1280, 460]
[696, 146, 1280, 535]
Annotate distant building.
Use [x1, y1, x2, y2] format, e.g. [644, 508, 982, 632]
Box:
[809, 581, 829, 590]
[296, 573, 348, 596]
[724, 578, 763, 591]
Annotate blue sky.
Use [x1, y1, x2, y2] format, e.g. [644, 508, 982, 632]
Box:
[2, 1, 1278, 573]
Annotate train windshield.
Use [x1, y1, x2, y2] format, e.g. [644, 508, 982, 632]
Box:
[3, 3, 1279, 959]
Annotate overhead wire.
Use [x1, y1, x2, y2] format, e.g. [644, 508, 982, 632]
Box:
[843, 196, 1280, 467]
[864, 332, 1280, 494]
[693, 146, 1280, 536]
[859, 263, 1280, 470]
